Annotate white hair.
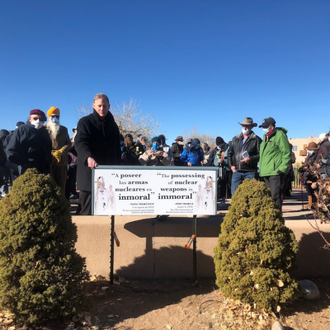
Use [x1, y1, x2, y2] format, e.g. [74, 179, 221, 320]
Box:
[319, 133, 327, 141]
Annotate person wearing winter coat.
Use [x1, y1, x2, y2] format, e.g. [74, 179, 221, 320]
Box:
[6, 109, 52, 175]
[159, 134, 174, 165]
[135, 134, 146, 157]
[299, 141, 319, 210]
[258, 117, 291, 211]
[139, 136, 171, 166]
[207, 136, 229, 207]
[122, 135, 141, 165]
[45, 106, 72, 193]
[315, 133, 330, 178]
[0, 139, 6, 192]
[171, 136, 184, 166]
[228, 117, 262, 196]
[75, 93, 121, 215]
[180, 138, 204, 166]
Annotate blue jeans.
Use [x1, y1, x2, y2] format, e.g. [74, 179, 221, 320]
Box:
[231, 171, 256, 197]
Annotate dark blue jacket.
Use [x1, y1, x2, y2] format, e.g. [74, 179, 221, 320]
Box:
[6, 122, 52, 174]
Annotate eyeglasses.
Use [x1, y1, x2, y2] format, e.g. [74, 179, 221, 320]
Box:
[51, 115, 60, 119]
[31, 116, 40, 120]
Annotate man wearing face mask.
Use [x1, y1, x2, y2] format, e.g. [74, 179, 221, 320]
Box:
[228, 117, 262, 196]
[299, 142, 319, 209]
[258, 117, 291, 211]
[46, 107, 71, 193]
[314, 133, 330, 179]
[6, 109, 52, 175]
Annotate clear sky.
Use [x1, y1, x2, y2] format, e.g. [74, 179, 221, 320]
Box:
[1, 0, 329, 144]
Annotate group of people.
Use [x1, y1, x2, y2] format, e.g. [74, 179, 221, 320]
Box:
[0, 92, 317, 215]
[299, 133, 330, 210]
[0, 107, 73, 198]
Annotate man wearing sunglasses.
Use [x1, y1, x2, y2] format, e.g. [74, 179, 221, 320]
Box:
[46, 107, 71, 193]
[6, 109, 52, 175]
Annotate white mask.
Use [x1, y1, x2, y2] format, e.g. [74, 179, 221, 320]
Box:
[242, 128, 251, 135]
[31, 119, 44, 130]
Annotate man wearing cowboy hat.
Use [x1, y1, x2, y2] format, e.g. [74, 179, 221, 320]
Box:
[258, 117, 291, 211]
[228, 117, 262, 196]
[299, 141, 319, 209]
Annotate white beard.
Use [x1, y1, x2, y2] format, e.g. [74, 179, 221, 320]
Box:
[48, 121, 60, 140]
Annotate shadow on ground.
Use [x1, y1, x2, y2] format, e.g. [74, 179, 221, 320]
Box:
[87, 277, 217, 329]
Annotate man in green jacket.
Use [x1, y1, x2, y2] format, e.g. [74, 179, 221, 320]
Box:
[259, 117, 291, 211]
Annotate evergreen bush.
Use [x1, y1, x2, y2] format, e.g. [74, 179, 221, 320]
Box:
[0, 168, 90, 324]
[214, 179, 299, 311]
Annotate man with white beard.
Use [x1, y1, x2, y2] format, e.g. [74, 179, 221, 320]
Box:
[46, 107, 71, 193]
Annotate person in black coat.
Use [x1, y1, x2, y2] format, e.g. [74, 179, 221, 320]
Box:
[6, 109, 52, 175]
[75, 93, 121, 215]
[0, 139, 6, 190]
[171, 136, 184, 166]
[228, 117, 262, 196]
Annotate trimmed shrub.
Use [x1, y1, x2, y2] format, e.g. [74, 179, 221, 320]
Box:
[214, 179, 299, 311]
[0, 168, 90, 324]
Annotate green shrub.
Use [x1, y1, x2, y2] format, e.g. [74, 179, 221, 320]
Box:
[214, 179, 299, 311]
[0, 168, 90, 324]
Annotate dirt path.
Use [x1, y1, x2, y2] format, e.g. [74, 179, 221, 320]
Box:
[83, 277, 330, 330]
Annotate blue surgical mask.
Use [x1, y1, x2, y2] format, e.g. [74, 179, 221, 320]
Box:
[152, 143, 158, 151]
[51, 117, 59, 124]
[262, 128, 269, 135]
[242, 128, 251, 135]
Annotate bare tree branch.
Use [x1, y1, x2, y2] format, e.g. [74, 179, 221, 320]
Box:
[75, 98, 159, 141]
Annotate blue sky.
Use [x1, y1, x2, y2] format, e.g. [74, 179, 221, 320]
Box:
[1, 0, 329, 144]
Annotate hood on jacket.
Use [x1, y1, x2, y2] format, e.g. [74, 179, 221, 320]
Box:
[267, 127, 288, 138]
[190, 138, 200, 149]
[0, 129, 10, 142]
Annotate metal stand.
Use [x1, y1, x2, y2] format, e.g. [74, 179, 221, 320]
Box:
[110, 215, 115, 284]
[193, 215, 197, 282]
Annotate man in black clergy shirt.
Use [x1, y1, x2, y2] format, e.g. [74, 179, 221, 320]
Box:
[75, 93, 121, 215]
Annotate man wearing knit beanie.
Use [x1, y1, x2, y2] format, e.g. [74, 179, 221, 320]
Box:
[45, 106, 71, 193]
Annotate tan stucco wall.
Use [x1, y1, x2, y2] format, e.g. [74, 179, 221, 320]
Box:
[73, 201, 330, 280]
[289, 136, 320, 165]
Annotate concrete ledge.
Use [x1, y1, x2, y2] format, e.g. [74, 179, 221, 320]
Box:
[74, 206, 330, 280]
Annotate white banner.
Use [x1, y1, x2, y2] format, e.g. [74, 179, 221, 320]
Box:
[92, 166, 218, 216]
